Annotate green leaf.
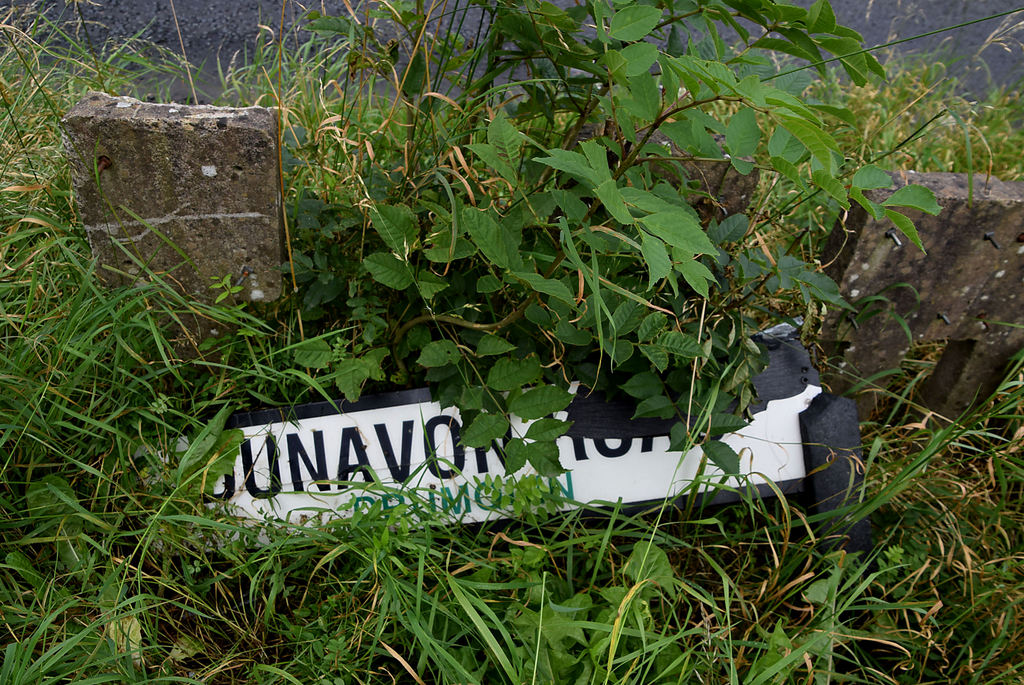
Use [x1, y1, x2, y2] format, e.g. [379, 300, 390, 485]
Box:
[883, 184, 942, 215]
[639, 212, 715, 255]
[402, 50, 427, 97]
[710, 214, 748, 243]
[666, 24, 687, 56]
[777, 28, 826, 70]
[487, 357, 542, 391]
[621, 186, 682, 214]
[370, 204, 418, 257]
[177, 404, 234, 485]
[620, 41, 659, 78]
[884, 209, 926, 253]
[748, 622, 796, 680]
[463, 207, 521, 270]
[548, 189, 588, 222]
[423, 233, 476, 262]
[658, 330, 702, 359]
[487, 110, 524, 161]
[524, 418, 572, 442]
[462, 413, 510, 449]
[477, 274, 502, 293]
[864, 51, 887, 80]
[417, 339, 460, 368]
[852, 164, 892, 190]
[602, 49, 628, 81]
[633, 393, 674, 418]
[637, 312, 667, 343]
[811, 104, 857, 127]
[639, 233, 671, 287]
[730, 157, 755, 175]
[609, 300, 640, 333]
[201, 429, 245, 495]
[838, 54, 870, 86]
[534, 149, 600, 185]
[334, 359, 371, 402]
[605, 337, 634, 366]
[306, 14, 355, 35]
[725, 107, 761, 158]
[594, 179, 634, 225]
[555, 320, 590, 349]
[292, 338, 333, 369]
[459, 386, 485, 411]
[622, 71, 661, 121]
[621, 371, 662, 399]
[467, 143, 517, 184]
[364, 252, 414, 290]
[609, 6, 663, 42]
[511, 271, 575, 305]
[770, 155, 806, 189]
[795, 268, 844, 305]
[804, 578, 832, 605]
[661, 115, 722, 158]
[768, 127, 806, 164]
[623, 541, 677, 598]
[779, 116, 838, 174]
[703, 440, 740, 474]
[811, 169, 850, 209]
[508, 385, 574, 420]
[675, 258, 715, 298]
[709, 412, 748, 436]
[807, 0, 836, 33]
[640, 344, 669, 372]
[477, 335, 516, 356]
[753, 36, 822, 73]
[579, 140, 612, 182]
[5, 551, 44, 592]
[504, 438, 564, 477]
[501, 438, 528, 472]
[416, 271, 449, 300]
[850, 187, 886, 220]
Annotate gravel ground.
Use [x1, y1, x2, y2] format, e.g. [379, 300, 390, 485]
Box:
[8, 0, 1024, 101]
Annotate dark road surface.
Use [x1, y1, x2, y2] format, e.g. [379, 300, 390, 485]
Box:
[9, 1, 1024, 102]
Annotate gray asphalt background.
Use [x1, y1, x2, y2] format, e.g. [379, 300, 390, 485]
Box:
[8, 0, 1024, 101]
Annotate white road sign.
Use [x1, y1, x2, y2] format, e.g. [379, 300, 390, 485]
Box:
[211, 383, 821, 524]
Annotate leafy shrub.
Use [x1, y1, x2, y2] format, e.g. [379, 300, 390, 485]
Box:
[278, 0, 938, 478]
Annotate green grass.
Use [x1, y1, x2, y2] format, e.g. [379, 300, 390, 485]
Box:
[2, 3, 1024, 683]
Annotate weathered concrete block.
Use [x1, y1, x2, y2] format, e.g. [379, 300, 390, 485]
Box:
[822, 172, 1024, 416]
[62, 92, 283, 309]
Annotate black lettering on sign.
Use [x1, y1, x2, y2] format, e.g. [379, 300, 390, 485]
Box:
[337, 427, 373, 488]
[472, 446, 494, 474]
[571, 437, 589, 461]
[424, 415, 464, 478]
[241, 436, 282, 498]
[594, 438, 631, 458]
[375, 421, 413, 483]
[287, 431, 330, 492]
[210, 470, 235, 499]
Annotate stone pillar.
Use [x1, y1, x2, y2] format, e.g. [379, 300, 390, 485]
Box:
[822, 172, 1024, 417]
[62, 92, 284, 330]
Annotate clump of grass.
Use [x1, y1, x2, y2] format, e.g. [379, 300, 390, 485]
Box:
[809, 56, 1024, 182]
